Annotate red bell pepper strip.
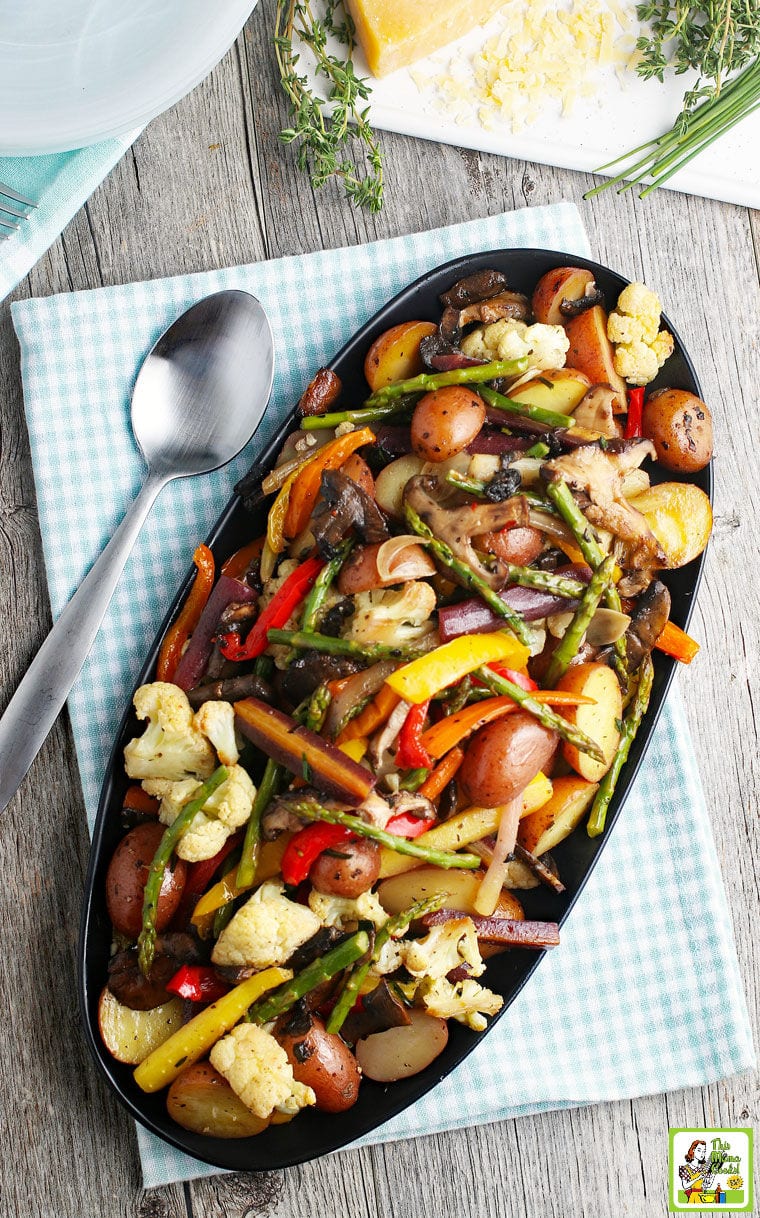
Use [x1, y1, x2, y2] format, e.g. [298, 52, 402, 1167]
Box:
[172, 831, 244, 929]
[385, 809, 437, 839]
[219, 555, 325, 662]
[281, 822, 355, 887]
[165, 964, 230, 1003]
[395, 700, 433, 770]
[156, 544, 215, 682]
[625, 387, 645, 439]
[473, 664, 537, 692]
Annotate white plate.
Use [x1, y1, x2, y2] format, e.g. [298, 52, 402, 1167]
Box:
[0, 1, 258, 156]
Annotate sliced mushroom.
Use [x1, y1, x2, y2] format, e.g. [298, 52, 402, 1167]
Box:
[543, 442, 665, 569]
[278, 649, 363, 707]
[572, 386, 624, 439]
[625, 579, 671, 670]
[312, 469, 389, 560]
[339, 979, 412, 1045]
[440, 269, 509, 309]
[403, 475, 530, 588]
[187, 672, 273, 709]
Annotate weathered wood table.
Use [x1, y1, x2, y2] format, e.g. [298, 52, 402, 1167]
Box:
[1, 4, 757, 1215]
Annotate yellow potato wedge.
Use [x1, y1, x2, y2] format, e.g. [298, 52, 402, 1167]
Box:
[517, 775, 599, 856]
[97, 988, 184, 1065]
[508, 369, 591, 415]
[532, 266, 596, 325]
[364, 320, 437, 391]
[378, 866, 524, 920]
[628, 481, 712, 569]
[556, 662, 622, 782]
[378, 773, 553, 878]
[167, 1062, 270, 1138]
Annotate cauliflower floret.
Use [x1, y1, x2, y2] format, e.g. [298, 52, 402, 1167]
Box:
[420, 976, 503, 1032]
[124, 682, 215, 782]
[308, 888, 389, 930]
[402, 918, 485, 981]
[194, 700, 240, 766]
[210, 1024, 315, 1119]
[146, 765, 255, 862]
[461, 318, 569, 373]
[349, 582, 436, 648]
[213, 880, 320, 968]
[371, 937, 405, 976]
[607, 281, 674, 386]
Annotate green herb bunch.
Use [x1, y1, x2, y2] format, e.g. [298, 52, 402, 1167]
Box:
[587, 1, 760, 198]
[274, 0, 384, 211]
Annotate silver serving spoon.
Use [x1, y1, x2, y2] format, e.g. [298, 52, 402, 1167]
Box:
[0, 290, 274, 814]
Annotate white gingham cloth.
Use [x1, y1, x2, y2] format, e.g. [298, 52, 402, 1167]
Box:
[11, 203, 754, 1188]
[0, 133, 139, 303]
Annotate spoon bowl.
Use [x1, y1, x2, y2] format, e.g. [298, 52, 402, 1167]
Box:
[0, 289, 274, 814]
[133, 290, 273, 476]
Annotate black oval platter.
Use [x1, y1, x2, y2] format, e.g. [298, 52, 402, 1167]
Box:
[78, 248, 711, 1172]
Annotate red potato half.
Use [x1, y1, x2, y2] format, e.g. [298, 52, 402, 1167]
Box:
[105, 821, 186, 939]
[364, 320, 437, 391]
[507, 368, 591, 415]
[411, 385, 486, 462]
[628, 482, 713, 569]
[337, 539, 435, 595]
[532, 266, 597, 325]
[378, 866, 524, 921]
[167, 1062, 271, 1137]
[563, 306, 627, 411]
[556, 662, 622, 782]
[98, 988, 184, 1065]
[517, 775, 599, 856]
[275, 1016, 361, 1113]
[341, 451, 375, 497]
[374, 454, 425, 517]
[356, 1009, 449, 1082]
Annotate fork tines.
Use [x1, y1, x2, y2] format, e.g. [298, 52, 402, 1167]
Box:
[0, 181, 37, 241]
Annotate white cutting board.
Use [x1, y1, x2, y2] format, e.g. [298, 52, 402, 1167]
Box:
[307, 1, 759, 209]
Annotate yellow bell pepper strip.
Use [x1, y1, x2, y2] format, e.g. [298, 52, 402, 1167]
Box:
[378, 775, 553, 878]
[421, 691, 596, 761]
[338, 737, 367, 763]
[654, 619, 700, 663]
[220, 534, 265, 581]
[385, 633, 530, 705]
[133, 967, 291, 1093]
[283, 426, 376, 539]
[267, 462, 308, 559]
[418, 747, 465, 801]
[156, 544, 215, 682]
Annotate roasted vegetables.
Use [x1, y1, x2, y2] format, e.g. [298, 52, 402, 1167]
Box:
[99, 260, 712, 1144]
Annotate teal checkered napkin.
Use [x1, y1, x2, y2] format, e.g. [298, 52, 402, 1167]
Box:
[0, 132, 139, 302]
[11, 202, 754, 1189]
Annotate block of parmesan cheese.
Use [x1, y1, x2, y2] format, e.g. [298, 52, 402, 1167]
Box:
[346, 0, 507, 77]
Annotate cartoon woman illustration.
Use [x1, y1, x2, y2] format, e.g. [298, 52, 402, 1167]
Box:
[679, 1140, 716, 1204]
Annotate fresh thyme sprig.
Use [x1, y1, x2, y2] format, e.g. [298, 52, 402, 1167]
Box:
[586, 2, 760, 198]
[274, 0, 384, 211]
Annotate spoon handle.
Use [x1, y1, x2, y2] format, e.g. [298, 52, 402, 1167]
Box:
[0, 473, 167, 814]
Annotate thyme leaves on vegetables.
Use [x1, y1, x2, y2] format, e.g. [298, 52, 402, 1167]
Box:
[274, 0, 384, 211]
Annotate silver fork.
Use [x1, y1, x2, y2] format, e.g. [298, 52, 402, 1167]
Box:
[0, 180, 37, 241]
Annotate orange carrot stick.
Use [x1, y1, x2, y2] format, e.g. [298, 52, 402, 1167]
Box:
[337, 684, 401, 744]
[221, 535, 265, 581]
[156, 544, 215, 682]
[419, 747, 465, 800]
[421, 692, 595, 760]
[654, 620, 700, 664]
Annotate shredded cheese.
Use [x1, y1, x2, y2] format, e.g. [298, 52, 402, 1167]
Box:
[416, 0, 637, 135]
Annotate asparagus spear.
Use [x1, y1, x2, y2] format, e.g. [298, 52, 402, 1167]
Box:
[326, 894, 446, 1034]
[479, 384, 571, 429]
[300, 401, 411, 431]
[404, 504, 532, 647]
[248, 930, 371, 1025]
[267, 627, 423, 663]
[543, 555, 615, 687]
[545, 478, 629, 678]
[306, 683, 332, 733]
[587, 653, 654, 838]
[285, 797, 482, 868]
[301, 539, 353, 633]
[476, 666, 605, 762]
[363, 358, 529, 406]
[235, 758, 283, 889]
[138, 767, 228, 975]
